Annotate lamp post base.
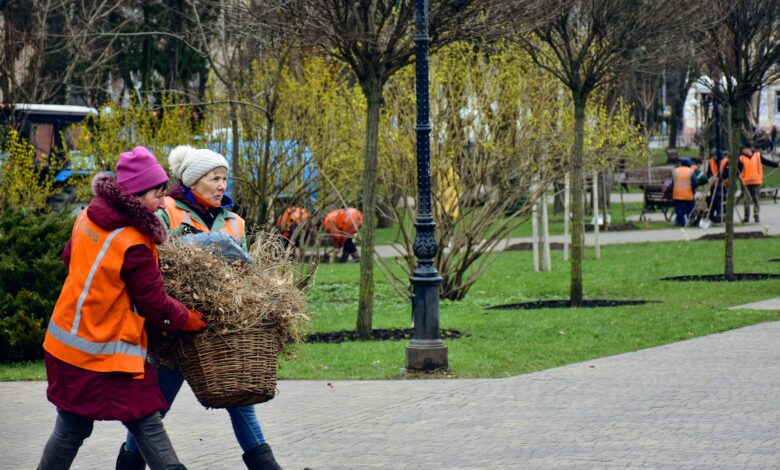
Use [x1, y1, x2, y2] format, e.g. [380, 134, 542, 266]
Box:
[406, 339, 448, 371]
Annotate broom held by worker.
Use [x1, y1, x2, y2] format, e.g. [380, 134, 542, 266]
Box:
[38, 147, 206, 470]
[118, 145, 282, 470]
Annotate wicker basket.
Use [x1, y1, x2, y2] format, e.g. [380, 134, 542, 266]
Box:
[177, 328, 279, 408]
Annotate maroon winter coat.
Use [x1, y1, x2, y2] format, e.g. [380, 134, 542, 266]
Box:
[45, 174, 190, 422]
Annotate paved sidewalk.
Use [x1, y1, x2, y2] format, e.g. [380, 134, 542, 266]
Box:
[4, 319, 780, 469]
[5, 193, 780, 469]
[375, 192, 780, 258]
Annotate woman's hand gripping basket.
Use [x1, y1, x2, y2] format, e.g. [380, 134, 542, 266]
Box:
[152, 234, 307, 408]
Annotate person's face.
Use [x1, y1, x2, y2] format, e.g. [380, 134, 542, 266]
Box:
[136, 186, 166, 213]
[742, 147, 753, 156]
[192, 167, 228, 206]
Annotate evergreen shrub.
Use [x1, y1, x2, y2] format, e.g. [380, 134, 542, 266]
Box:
[0, 208, 72, 361]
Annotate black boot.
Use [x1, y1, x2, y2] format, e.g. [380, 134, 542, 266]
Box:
[116, 443, 146, 470]
[242, 443, 282, 470]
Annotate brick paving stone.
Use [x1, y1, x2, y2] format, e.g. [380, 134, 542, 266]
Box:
[3, 320, 780, 469]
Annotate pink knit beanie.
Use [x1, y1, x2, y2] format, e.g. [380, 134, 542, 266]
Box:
[116, 146, 169, 194]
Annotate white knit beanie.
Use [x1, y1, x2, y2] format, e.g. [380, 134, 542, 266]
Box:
[168, 145, 229, 188]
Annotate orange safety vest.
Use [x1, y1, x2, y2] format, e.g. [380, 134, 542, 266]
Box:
[162, 196, 245, 242]
[672, 166, 694, 201]
[708, 158, 729, 188]
[277, 207, 310, 229]
[740, 152, 763, 186]
[323, 208, 363, 245]
[277, 207, 310, 239]
[43, 211, 155, 378]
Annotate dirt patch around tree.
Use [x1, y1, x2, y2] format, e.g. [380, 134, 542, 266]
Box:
[485, 299, 658, 310]
[696, 231, 769, 241]
[506, 242, 565, 251]
[659, 273, 780, 282]
[584, 223, 640, 231]
[303, 328, 466, 343]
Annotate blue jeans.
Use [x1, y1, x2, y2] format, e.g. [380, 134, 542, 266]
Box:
[41, 408, 183, 469]
[126, 365, 266, 453]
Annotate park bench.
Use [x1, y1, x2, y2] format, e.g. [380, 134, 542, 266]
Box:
[619, 168, 673, 189]
[639, 185, 674, 221]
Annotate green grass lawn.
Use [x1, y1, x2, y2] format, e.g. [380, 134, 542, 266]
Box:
[762, 166, 780, 189]
[650, 147, 701, 166]
[275, 237, 780, 380]
[4, 234, 780, 382]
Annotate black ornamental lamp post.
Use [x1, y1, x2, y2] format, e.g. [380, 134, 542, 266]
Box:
[406, 0, 448, 371]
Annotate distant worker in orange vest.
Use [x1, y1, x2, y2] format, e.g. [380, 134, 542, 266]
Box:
[738, 142, 778, 223]
[38, 147, 205, 470]
[706, 148, 729, 224]
[670, 158, 698, 227]
[277, 206, 310, 259]
[323, 207, 363, 262]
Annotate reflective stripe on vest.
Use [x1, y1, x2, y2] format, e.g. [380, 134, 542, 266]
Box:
[741, 153, 763, 186]
[47, 319, 146, 358]
[72, 225, 125, 334]
[44, 214, 152, 376]
[163, 196, 244, 242]
[673, 167, 694, 201]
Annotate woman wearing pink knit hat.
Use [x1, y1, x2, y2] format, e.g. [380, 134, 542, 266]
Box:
[38, 146, 206, 470]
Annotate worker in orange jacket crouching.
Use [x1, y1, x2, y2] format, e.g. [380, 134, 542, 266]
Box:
[322, 207, 363, 262]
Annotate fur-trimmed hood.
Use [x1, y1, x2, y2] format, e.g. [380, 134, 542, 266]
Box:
[87, 173, 168, 245]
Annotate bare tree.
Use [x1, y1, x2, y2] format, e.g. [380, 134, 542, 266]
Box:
[698, 0, 780, 279]
[0, 1, 134, 105]
[377, 42, 567, 300]
[513, 0, 702, 306]
[278, 0, 509, 339]
[0, 0, 63, 103]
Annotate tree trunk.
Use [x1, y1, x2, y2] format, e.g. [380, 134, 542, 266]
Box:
[667, 68, 689, 149]
[593, 170, 600, 259]
[257, 113, 275, 227]
[553, 181, 565, 213]
[356, 79, 382, 339]
[532, 192, 540, 272]
[570, 93, 587, 306]
[563, 172, 570, 261]
[541, 184, 551, 271]
[724, 98, 746, 280]
[229, 96, 241, 206]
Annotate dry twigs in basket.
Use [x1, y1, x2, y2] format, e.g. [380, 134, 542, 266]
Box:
[157, 234, 308, 348]
[149, 234, 308, 407]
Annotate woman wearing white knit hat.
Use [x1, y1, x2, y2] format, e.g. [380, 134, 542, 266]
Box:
[117, 145, 282, 470]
